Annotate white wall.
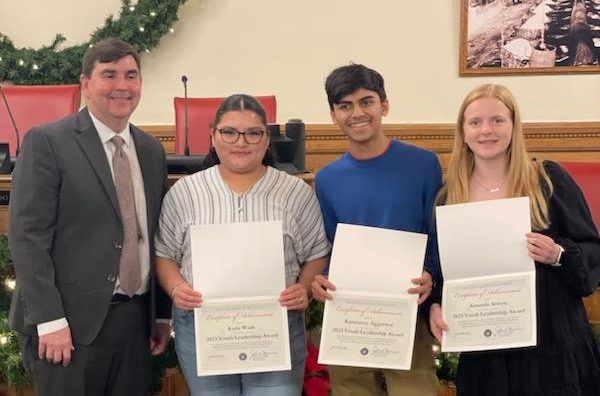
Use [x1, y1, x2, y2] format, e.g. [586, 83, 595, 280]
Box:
[2, 0, 599, 124]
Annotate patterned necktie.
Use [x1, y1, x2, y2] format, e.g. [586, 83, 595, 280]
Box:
[111, 135, 141, 296]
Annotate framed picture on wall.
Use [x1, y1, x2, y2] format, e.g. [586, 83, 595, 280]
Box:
[460, 0, 600, 76]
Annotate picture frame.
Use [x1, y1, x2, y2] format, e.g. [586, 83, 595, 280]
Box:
[459, 0, 600, 76]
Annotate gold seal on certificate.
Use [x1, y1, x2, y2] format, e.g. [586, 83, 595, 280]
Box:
[318, 224, 428, 370]
[436, 197, 537, 352]
[319, 292, 418, 370]
[195, 297, 290, 376]
[190, 221, 291, 376]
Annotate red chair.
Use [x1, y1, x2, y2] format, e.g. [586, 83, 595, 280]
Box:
[560, 162, 600, 230]
[174, 95, 277, 155]
[0, 85, 81, 156]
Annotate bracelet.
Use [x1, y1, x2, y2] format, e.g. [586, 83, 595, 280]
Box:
[170, 282, 186, 298]
[550, 245, 565, 267]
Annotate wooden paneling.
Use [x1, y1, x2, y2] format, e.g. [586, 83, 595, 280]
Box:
[156, 368, 190, 396]
[142, 125, 176, 154]
[585, 293, 600, 326]
[302, 122, 600, 172]
[141, 121, 600, 172]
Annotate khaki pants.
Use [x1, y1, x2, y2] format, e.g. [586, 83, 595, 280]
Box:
[329, 316, 438, 396]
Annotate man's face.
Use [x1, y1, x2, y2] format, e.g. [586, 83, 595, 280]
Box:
[330, 88, 388, 146]
[80, 55, 141, 132]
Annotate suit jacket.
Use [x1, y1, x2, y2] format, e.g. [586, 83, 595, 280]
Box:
[9, 108, 171, 345]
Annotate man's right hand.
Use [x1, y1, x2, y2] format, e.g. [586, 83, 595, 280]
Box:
[38, 326, 74, 367]
[311, 275, 336, 302]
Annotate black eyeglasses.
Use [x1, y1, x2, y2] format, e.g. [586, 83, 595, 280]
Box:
[216, 128, 266, 144]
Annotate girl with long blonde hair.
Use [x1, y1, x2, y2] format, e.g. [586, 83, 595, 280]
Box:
[430, 84, 600, 395]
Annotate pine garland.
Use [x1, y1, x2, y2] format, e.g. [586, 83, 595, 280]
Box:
[0, 0, 188, 85]
[0, 235, 27, 387]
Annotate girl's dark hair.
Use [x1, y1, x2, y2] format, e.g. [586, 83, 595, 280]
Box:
[202, 94, 276, 169]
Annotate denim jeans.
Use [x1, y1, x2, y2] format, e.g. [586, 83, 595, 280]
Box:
[173, 307, 306, 396]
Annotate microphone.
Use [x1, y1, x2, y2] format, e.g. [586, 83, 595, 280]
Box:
[181, 75, 190, 156]
[0, 85, 20, 156]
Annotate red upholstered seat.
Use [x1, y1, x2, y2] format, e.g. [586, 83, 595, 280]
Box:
[174, 95, 277, 155]
[560, 162, 600, 230]
[0, 85, 81, 156]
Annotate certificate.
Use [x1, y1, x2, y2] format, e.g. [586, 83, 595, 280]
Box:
[442, 272, 536, 352]
[319, 292, 418, 370]
[190, 221, 290, 375]
[318, 224, 427, 370]
[436, 197, 537, 352]
[195, 296, 290, 376]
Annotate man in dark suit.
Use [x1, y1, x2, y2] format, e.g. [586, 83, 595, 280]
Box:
[9, 38, 171, 396]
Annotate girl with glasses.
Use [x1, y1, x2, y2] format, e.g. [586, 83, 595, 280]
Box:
[154, 94, 330, 396]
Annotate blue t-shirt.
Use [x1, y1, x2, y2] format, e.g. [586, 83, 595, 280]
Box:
[315, 139, 442, 278]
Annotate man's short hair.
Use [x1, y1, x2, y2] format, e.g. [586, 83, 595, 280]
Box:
[325, 64, 387, 110]
[81, 38, 140, 77]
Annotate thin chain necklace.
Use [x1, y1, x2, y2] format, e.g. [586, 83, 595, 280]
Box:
[473, 177, 504, 193]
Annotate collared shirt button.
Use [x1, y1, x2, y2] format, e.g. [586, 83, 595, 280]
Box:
[107, 274, 117, 282]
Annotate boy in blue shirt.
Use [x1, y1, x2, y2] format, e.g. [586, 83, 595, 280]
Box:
[311, 64, 442, 396]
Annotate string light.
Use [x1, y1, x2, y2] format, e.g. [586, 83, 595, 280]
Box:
[0, 0, 185, 85]
[0, 335, 8, 345]
[170, 28, 175, 34]
[32, 64, 39, 70]
[5, 278, 15, 290]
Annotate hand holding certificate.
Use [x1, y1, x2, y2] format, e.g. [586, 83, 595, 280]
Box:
[190, 221, 291, 376]
[318, 224, 427, 370]
[436, 197, 537, 352]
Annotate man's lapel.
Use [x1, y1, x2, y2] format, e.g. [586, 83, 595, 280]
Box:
[73, 108, 121, 220]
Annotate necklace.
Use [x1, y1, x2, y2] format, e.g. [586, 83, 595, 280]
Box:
[473, 177, 504, 193]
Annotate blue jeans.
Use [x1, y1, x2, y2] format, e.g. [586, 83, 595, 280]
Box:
[173, 307, 306, 396]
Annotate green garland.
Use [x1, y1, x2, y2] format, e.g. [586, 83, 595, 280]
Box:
[0, 235, 28, 388]
[0, 0, 188, 85]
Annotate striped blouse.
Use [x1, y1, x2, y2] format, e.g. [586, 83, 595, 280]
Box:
[155, 165, 331, 287]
